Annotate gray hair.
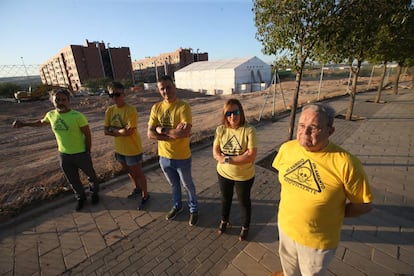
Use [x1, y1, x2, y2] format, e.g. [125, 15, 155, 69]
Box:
[302, 103, 336, 127]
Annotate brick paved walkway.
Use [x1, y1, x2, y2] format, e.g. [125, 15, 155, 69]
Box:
[0, 88, 413, 275]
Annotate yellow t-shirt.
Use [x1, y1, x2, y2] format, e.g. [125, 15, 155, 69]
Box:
[214, 124, 257, 181]
[148, 99, 192, 160]
[104, 103, 143, 156]
[42, 109, 88, 154]
[272, 140, 372, 249]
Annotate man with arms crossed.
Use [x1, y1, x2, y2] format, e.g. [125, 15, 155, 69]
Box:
[147, 75, 199, 226]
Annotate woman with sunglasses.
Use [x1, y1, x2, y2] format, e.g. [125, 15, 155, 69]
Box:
[213, 99, 258, 241]
[104, 81, 149, 210]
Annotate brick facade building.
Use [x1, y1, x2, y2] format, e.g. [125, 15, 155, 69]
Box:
[132, 48, 208, 83]
[39, 40, 133, 91]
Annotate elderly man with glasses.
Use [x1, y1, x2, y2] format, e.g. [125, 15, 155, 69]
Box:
[270, 103, 373, 276]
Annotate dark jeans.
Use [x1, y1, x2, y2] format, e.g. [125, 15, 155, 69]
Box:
[59, 152, 99, 200]
[217, 173, 254, 228]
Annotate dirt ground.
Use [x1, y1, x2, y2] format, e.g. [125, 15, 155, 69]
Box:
[0, 76, 394, 221]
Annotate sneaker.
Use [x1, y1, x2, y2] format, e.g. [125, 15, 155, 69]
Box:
[75, 199, 84, 211]
[127, 188, 141, 199]
[137, 194, 150, 210]
[91, 193, 99, 205]
[189, 212, 199, 226]
[165, 206, 183, 220]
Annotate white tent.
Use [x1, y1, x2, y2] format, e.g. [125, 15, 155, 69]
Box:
[174, 56, 272, 95]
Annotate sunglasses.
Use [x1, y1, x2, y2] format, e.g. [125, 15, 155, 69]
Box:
[108, 92, 122, 98]
[225, 109, 241, 117]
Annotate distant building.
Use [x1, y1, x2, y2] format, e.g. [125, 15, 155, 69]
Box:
[132, 48, 208, 83]
[174, 56, 272, 95]
[38, 40, 133, 91]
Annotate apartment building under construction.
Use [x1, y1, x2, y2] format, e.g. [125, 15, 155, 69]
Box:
[38, 40, 133, 91]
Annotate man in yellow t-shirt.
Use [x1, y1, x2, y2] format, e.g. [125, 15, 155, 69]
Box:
[270, 103, 373, 276]
[104, 81, 149, 210]
[12, 88, 100, 211]
[148, 75, 198, 226]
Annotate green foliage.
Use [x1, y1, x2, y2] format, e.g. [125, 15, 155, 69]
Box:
[0, 82, 21, 98]
[254, 0, 336, 72]
[368, 0, 414, 66]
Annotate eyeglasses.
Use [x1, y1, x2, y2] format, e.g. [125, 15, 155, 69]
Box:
[108, 92, 122, 98]
[297, 124, 323, 134]
[225, 109, 241, 117]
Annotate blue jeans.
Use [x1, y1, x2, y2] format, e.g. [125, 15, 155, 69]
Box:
[159, 157, 198, 213]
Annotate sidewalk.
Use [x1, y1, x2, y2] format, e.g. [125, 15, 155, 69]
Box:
[0, 88, 413, 275]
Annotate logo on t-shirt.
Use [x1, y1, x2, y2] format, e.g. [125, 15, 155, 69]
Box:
[53, 118, 69, 131]
[111, 114, 124, 128]
[283, 159, 324, 194]
[222, 135, 242, 155]
[160, 110, 173, 128]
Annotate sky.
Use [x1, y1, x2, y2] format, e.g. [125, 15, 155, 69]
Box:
[0, 0, 274, 76]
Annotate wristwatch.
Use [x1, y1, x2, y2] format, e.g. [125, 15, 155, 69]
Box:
[224, 156, 230, 164]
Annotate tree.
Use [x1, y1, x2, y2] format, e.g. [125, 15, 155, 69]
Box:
[389, 4, 414, 95]
[368, 0, 414, 101]
[253, 0, 336, 140]
[0, 82, 21, 98]
[321, 0, 400, 120]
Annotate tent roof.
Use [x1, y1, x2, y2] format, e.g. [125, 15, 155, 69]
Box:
[176, 56, 266, 72]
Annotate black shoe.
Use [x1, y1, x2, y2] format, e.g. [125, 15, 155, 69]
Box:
[75, 199, 84, 211]
[218, 220, 229, 235]
[189, 212, 199, 226]
[239, 227, 249, 241]
[127, 188, 141, 199]
[91, 193, 99, 205]
[137, 194, 150, 210]
[165, 206, 183, 220]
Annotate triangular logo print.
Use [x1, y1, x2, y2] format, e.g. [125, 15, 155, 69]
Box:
[54, 118, 69, 131]
[284, 159, 322, 193]
[222, 135, 242, 154]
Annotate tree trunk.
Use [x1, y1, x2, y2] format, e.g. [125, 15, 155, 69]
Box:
[411, 74, 414, 90]
[374, 62, 387, 103]
[287, 68, 304, 140]
[392, 64, 402, 95]
[346, 61, 361, 121]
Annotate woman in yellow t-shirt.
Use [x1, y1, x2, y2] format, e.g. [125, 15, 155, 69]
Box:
[213, 99, 258, 241]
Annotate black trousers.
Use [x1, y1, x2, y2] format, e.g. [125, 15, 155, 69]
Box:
[59, 152, 99, 200]
[217, 173, 254, 228]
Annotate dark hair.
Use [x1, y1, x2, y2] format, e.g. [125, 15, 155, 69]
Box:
[302, 103, 336, 127]
[50, 88, 71, 101]
[222, 99, 246, 128]
[157, 75, 174, 84]
[107, 81, 125, 90]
